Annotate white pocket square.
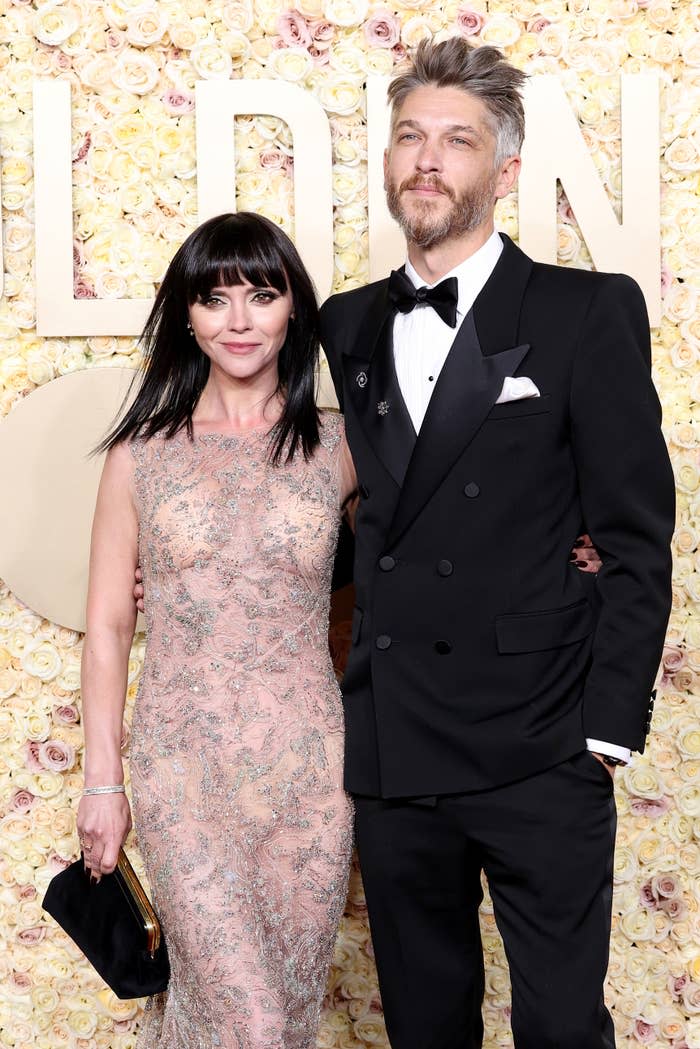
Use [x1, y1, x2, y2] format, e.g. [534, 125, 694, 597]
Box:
[495, 376, 541, 404]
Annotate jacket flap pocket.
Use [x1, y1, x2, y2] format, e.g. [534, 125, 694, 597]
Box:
[496, 599, 594, 654]
[351, 607, 363, 645]
[486, 394, 551, 420]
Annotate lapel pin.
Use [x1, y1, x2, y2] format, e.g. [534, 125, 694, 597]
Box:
[356, 371, 368, 388]
[377, 401, 390, 416]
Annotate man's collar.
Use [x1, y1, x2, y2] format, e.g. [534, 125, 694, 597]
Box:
[404, 229, 504, 317]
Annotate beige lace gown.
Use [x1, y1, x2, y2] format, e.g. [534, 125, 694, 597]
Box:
[128, 412, 354, 1049]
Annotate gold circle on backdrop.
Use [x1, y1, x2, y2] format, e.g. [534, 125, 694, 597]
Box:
[0, 367, 138, 633]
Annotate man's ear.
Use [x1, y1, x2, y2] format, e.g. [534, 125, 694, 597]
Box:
[383, 147, 390, 189]
[495, 154, 521, 200]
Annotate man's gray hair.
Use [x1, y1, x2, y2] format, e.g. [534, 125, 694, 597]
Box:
[388, 37, 527, 167]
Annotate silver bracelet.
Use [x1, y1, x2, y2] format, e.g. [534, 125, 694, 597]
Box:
[82, 785, 126, 796]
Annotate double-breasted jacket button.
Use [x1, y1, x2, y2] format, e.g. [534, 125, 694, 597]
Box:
[437, 559, 453, 577]
[359, 483, 370, 499]
[376, 634, 392, 650]
[379, 555, 396, 572]
[434, 639, 452, 655]
[464, 482, 480, 498]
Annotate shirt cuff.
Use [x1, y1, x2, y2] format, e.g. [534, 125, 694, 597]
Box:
[586, 739, 631, 765]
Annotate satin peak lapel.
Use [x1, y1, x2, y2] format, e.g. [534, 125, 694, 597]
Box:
[342, 308, 416, 488]
[386, 310, 530, 547]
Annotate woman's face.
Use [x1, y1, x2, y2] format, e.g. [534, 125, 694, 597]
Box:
[188, 280, 294, 386]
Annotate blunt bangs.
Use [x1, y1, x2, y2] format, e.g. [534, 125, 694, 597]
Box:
[182, 214, 290, 305]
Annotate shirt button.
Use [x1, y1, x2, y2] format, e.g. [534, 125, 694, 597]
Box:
[464, 482, 480, 498]
[379, 555, 396, 572]
[376, 635, 392, 650]
[434, 640, 452, 655]
[437, 559, 453, 577]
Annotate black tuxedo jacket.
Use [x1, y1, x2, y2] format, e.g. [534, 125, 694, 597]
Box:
[320, 235, 675, 798]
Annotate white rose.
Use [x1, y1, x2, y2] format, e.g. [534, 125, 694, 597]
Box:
[125, 7, 168, 46]
[20, 643, 61, 682]
[191, 42, 234, 79]
[323, 0, 369, 27]
[267, 47, 313, 82]
[317, 77, 363, 116]
[33, 3, 80, 46]
[221, 0, 255, 32]
[112, 49, 160, 95]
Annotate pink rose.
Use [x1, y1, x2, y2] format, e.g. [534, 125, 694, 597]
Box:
[660, 896, 687, 920]
[669, 974, 688, 999]
[639, 880, 658, 909]
[652, 873, 680, 899]
[310, 19, 334, 42]
[17, 885, 37, 902]
[72, 132, 91, 164]
[392, 42, 407, 63]
[25, 742, 44, 773]
[74, 280, 97, 299]
[260, 149, 286, 170]
[456, 6, 485, 37]
[9, 788, 35, 813]
[661, 262, 673, 298]
[557, 198, 576, 224]
[53, 704, 79, 725]
[662, 645, 686, 673]
[364, 9, 400, 48]
[309, 45, 330, 65]
[17, 926, 46, 946]
[682, 983, 700, 1014]
[48, 854, 73, 875]
[105, 28, 127, 52]
[629, 796, 669, 817]
[634, 1020, 657, 1044]
[9, 971, 32, 993]
[162, 89, 194, 114]
[528, 16, 551, 32]
[38, 739, 75, 773]
[277, 9, 312, 48]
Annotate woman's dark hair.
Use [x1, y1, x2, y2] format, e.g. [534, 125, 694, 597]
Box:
[98, 212, 321, 463]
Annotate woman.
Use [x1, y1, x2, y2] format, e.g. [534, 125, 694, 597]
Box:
[77, 212, 356, 1049]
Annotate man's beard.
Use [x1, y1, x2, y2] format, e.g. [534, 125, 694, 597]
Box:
[385, 172, 496, 249]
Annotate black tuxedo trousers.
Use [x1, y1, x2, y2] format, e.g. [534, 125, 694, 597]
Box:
[319, 237, 675, 1048]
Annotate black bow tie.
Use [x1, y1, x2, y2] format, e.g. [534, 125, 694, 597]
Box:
[387, 268, 459, 328]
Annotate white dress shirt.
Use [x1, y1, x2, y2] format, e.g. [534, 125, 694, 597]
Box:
[390, 229, 630, 766]
[393, 229, 503, 435]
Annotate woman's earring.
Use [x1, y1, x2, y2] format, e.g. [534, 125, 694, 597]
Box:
[186, 321, 194, 336]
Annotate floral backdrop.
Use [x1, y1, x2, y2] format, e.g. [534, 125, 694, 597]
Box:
[0, 0, 699, 1046]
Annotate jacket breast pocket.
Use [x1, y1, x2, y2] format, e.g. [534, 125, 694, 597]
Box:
[485, 394, 552, 421]
[495, 598, 594, 654]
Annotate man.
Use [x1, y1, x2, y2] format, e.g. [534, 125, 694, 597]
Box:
[319, 37, 675, 1049]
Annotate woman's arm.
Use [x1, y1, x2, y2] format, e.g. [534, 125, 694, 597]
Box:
[77, 442, 139, 879]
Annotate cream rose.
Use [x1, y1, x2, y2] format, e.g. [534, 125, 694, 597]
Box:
[267, 47, 313, 82]
[317, 77, 363, 116]
[191, 41, 234, 78]
[112, 49, 160, 95]
[324, 0, 369, 27]
[33, 3, 80, 45]
[20, 642, 61, 682]
[125, 7, 168, 46]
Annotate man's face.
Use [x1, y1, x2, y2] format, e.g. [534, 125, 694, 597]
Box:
[384, 85, 517, 249]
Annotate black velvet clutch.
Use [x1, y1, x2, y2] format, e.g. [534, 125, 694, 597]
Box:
[42, 848, 169, 999]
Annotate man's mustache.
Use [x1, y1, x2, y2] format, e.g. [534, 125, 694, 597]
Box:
[399, 175, 455, 201]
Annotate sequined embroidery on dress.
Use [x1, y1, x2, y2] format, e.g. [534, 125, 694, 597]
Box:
[128, 412, 354, 1049]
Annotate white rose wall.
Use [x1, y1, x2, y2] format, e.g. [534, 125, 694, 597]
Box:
[0, 1, 699, 1047]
